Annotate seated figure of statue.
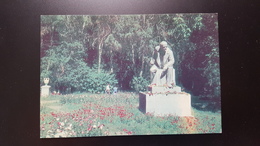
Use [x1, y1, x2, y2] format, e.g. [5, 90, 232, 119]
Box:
[150, 41, 176, 87]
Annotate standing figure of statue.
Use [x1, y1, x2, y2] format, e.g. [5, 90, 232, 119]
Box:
[150, 41, 176, 87]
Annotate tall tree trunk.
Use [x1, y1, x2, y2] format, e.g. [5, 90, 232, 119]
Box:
[139, 15, 146, 77]
[110, 49, 113, 73]
[97, 23, 111, 73]
[131, 44, 135, 74]
[98, 42, 102, 73]
[139, 47, 145, 77]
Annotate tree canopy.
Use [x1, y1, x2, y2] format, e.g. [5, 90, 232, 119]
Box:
[40, 14, 220, 99]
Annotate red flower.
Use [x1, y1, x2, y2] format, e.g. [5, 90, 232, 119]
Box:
[171, 120, 178, 124]
[212, 124, 215, 126]
[127, 131, 133, 135]
[87, 127, 92, 131]
[51, 112, 57, 117]
[123, 129, 128, 132]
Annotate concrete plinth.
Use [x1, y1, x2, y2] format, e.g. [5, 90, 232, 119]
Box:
[41, 85, 51, 97]
[139, 92, 192, 116]
[147, 86, 181, 93]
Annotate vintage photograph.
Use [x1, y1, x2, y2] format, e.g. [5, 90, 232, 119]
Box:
[40, 14, 221, 138]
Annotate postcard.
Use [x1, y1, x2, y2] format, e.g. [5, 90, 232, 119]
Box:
[40, 13, 221, 138]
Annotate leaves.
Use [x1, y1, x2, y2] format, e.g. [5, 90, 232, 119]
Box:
[41, 14, 220, 102]
[130, 76, 150, 92]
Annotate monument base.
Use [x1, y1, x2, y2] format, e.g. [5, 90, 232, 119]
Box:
[41, 85, 51, 97]
[147, 86, 181, 93]
[139, 92, 192, 116]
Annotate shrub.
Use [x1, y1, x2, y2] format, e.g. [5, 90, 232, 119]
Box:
[130, 76, 150, 92]
[80, 69, 118, 93]
[41, 43, 118, 93]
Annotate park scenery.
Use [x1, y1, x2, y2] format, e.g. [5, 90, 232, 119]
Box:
[40, 14, 221, 138]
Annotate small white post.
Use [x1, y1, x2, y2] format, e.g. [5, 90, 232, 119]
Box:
[41, 78, 51, 97]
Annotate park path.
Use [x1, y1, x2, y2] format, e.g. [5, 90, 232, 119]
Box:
[41, 100, 59, 104]
[41, 99, 62, 111]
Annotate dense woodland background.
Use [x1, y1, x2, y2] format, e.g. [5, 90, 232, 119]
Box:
[40, 14, 220, 102]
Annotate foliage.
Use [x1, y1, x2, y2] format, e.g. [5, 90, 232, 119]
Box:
[41, 14, 221, 101]
[40, 41, 87, 92]
[130, 76, 150, 92]
[40, 41, 117, 93]
[80, 68, 118, 93]
[179, 14, 220, 99]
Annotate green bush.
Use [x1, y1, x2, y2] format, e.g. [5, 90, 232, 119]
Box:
[40, 41, 118, 93]
[130, 76, 150, 92]
[80, 69, 118, 93]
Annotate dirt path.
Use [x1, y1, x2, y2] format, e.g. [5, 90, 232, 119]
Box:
[41, 100, 63, 111]
[47, 105, 62, 111]
[41, 100, 59, 104]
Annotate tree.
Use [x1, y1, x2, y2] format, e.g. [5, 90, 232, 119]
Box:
[181, 13, 220, 99]
[40, 14, 221, 101]
[89, 16, 112, 73]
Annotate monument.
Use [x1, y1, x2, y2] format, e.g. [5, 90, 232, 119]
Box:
[41, 78, 51, 97]
[139, 41, 192, 116]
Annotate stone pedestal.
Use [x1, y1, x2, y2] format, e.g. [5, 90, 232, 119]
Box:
[139, 86, 192, 116]
[147, 86, 181, 93]
[41, 85, 51, 97]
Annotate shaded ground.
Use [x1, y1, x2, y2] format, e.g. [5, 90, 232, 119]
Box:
[191, 96, 221, 112]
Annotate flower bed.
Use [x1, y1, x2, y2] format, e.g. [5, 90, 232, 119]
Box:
[40, 92, 221, 138]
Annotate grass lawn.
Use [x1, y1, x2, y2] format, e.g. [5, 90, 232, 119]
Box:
[40, 92, 221, 138]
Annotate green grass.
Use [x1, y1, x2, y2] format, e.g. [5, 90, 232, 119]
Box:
[40, 92, 221, 138]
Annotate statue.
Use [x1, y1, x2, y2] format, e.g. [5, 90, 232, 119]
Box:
[139, 41, 192, 117]
[150, 41, 175, 87]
